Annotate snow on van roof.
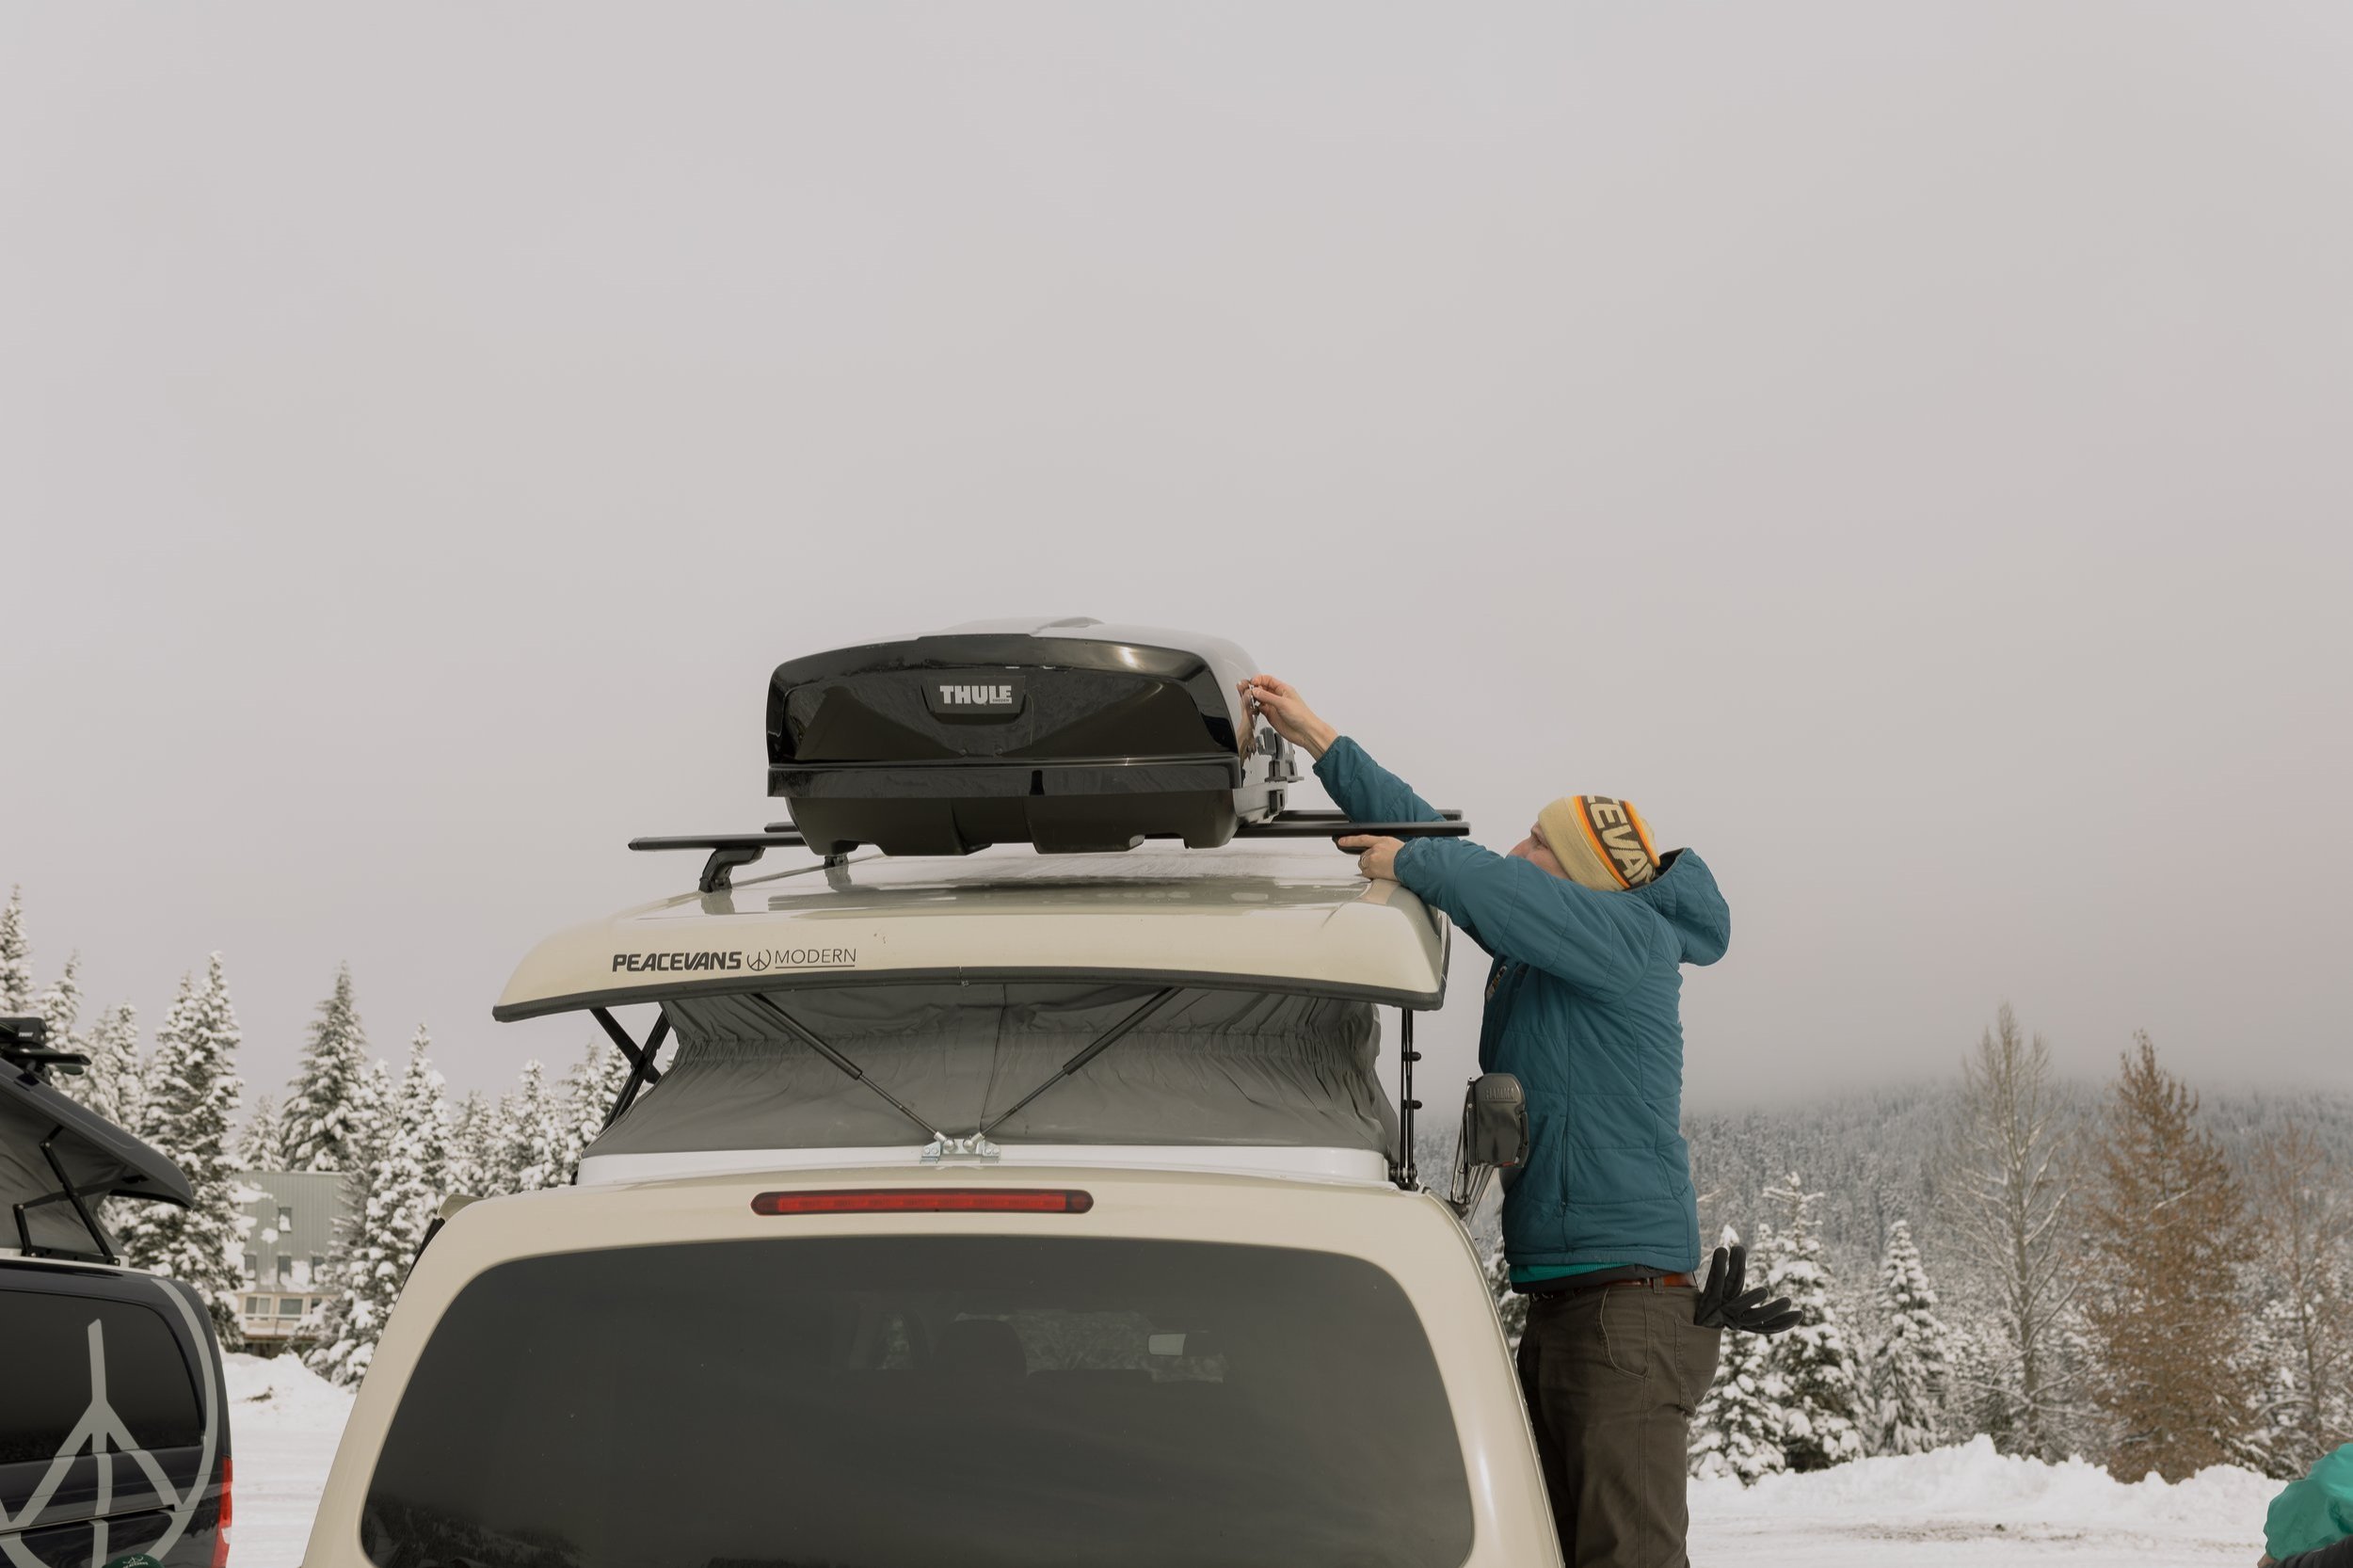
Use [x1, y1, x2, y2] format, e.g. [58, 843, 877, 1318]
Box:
[491, 843, 1451, 1021]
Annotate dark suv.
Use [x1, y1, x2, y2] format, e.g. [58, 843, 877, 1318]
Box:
[2, 1017, 232, 1568]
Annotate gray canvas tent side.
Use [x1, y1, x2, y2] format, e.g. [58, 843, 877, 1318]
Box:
[585, 983, 1401, 1162]
[2, 1068, 194, 1258]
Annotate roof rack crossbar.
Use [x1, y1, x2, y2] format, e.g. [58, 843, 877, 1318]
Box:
[1233, 813, 1473, 850]
[1262, 808, 1465, 824]
[976, 987, 1183, 1140]
[625, 816, 1470, 888]
[629, 831, 809, 893]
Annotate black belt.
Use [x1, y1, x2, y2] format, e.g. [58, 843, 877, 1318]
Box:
[1522, 1269, 1695, 1299]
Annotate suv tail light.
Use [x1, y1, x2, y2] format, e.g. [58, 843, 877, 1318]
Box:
[213, 1455, 233, 1568]
[750, 1188, 1094, 1215]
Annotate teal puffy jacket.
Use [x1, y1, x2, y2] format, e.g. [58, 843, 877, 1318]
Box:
[1316, 738, 1730, 1274]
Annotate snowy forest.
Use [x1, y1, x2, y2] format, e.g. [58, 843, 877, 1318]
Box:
[1671, 1029, 2353, 1488]
[0, 888, 628, 1387]
[7, 886, 2347, 1489]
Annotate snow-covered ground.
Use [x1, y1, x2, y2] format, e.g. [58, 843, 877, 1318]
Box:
[222, 1352, 352, 1568]
[224, 1352, 2277, 1567]
[1691, 1440, 2276, 1565]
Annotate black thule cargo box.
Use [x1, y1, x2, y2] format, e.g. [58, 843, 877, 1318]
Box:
[766, 617, 1298, 856]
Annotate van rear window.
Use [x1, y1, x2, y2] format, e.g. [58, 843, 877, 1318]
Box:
[362, 1236, 1475, 1568]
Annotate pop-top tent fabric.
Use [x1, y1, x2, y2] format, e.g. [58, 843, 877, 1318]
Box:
[1, 1068, 193, 1255]
[2268, 1443, 2353, 1561]
[588, 983, 1399, 1160]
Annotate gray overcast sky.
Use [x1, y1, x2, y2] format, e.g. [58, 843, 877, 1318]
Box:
[3, 4, 2347, 1112]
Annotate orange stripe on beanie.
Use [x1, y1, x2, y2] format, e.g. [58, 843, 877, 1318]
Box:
[1536, 795, 1661, 891]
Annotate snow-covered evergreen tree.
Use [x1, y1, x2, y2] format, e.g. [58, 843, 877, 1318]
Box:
[547, 1039, 632, 1186]
[445, 1089, 493, 1196]
[115, 957, 252, 1341]
[282, 964, 373, 1172]
[1865, 1219, 1950, 1455]
[236, 1092, 291, 1170]
[34, 952, 84, 1052]
[573, 1035, 632, 1140]
[33, 954, 102, 1113]
[52, 996, 142, 1237]
[66, 1001, 143, 1132]
[349, 1055, 395, 1170]
[311, 1026, 449, 1387]
[22, 950, 140, 1139]
[0, 902, 95, 1082]
[307, 1052, 395, 1371]
[487, 1059, 565, 1193]
[1692, 1225, 1791, 1483]
[0, 886, 31, 1014]
[1761, 1172, 1867, 1470]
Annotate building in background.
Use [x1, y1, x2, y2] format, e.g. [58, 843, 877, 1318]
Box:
[235, 1168, 348, 1348]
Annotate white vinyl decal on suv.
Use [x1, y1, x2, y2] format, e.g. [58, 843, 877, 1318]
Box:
[0, 1288, 218, 1568]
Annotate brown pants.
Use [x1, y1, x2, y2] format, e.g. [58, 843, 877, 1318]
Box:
[1515, 1283, 1721, 1568]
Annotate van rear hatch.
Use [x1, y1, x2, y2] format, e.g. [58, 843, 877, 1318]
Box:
[359, 1232, 1476, 1568]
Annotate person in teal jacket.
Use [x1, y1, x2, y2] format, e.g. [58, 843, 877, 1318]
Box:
[2264, 1444, 2353, 1568]
[1245, 674, 1737, 1568]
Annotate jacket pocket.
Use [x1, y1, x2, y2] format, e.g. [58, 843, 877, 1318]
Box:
[1520, 1095, 1571, 1222]
[1502, 1194, 1572, 1262]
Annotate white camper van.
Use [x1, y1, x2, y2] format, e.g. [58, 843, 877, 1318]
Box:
[302, 622, 1560, 1568]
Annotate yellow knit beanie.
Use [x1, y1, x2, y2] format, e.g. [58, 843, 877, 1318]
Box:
[1535, 795, 1661, 891]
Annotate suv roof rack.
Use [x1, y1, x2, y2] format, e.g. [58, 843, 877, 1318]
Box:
[0, 1014, 87, 1081]
[630, 810, 1473, 893]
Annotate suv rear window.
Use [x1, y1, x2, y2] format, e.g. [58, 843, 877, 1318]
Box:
[363, 1236, 1474, 1568]
[0, 1288, 204, 1464]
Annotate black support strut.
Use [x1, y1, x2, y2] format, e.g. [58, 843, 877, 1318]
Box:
[1396, 1008, 1422, 1191]
[979, 988, 1181, 1138]
[9, 1126, 120, 1264]
[590, 1007, 673, 1128]
[742, 993, 949, 1144]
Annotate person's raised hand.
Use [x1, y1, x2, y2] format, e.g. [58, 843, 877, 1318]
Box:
[1337, 834, 1404, 883]
[1694, 1243, 1803, 1336]
[1241, 675, 1338, 760]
